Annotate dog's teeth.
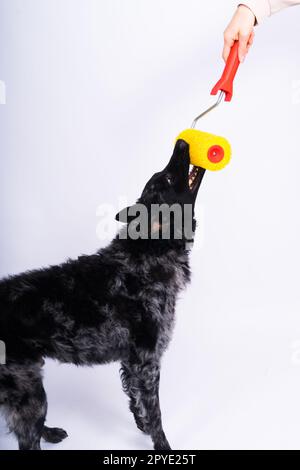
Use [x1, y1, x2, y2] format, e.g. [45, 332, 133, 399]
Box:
[189, 167, 200, 189]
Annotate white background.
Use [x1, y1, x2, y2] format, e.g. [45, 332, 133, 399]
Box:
[1, 0, 300, 450]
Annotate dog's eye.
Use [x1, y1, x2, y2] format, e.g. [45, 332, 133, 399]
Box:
[165, 175, 172, 185]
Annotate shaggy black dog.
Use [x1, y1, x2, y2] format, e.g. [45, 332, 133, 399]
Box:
[0, 140, 205, 450]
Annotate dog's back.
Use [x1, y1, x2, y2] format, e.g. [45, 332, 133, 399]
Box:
[0, 239, 189, 368]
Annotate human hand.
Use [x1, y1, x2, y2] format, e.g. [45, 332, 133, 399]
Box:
[223, 4, 255, 63]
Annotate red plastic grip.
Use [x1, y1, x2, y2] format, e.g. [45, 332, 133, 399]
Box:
[211, 41, 240, 102]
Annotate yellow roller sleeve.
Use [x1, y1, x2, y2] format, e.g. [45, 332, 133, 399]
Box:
[176, 129, 231, 171]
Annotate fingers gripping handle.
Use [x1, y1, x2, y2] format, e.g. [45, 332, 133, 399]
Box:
[211, 41, 240, 102]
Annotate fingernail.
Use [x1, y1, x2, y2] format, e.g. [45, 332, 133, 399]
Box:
[240, 55, 245, 63]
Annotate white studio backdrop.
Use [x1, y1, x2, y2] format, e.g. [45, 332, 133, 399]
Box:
[1, 0, 300, 450]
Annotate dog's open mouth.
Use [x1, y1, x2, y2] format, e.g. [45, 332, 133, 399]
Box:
[188, 165, 204, 192]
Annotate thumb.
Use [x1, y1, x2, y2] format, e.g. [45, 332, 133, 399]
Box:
[238, 34, 250, 62]
[222, 36, 235, 62]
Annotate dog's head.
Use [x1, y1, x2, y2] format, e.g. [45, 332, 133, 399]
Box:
[115, 140, 205, 243]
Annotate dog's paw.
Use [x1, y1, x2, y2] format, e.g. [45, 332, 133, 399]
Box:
[42, 426, 68, 444]
[154, 439, 172, 451]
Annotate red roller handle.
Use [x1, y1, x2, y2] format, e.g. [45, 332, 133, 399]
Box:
[211, 41, 240, 102]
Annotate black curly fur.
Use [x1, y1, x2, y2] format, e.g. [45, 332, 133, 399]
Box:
[0, 140, 205, 450]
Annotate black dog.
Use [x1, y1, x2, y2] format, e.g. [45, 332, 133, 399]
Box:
[0, 140, 205, 450]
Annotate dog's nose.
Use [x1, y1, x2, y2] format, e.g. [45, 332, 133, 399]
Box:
[174, 139, 189, 154]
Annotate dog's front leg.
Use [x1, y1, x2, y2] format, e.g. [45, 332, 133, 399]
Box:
[121, 359, 171, 450]
[120, 361, 149, 434]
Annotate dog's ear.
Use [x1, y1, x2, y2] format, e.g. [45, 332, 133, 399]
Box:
[115, 204, 143, 223]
